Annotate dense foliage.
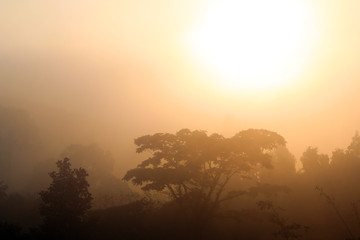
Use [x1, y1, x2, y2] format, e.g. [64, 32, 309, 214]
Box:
[124, 128, 285, 229]
[3, 126, 360, 239]
[39, 158, 93, 239]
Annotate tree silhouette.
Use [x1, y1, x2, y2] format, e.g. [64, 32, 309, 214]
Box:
[39, 158, 92, 239]
[124, 129, 285, 221]
[60, 144, 135, 208]
[300, 147, 330, 174]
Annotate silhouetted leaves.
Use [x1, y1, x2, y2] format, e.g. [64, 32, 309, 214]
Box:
[60, 144, 135, 208]
[39, 158, 92, 239]
[124, 128, 286, 230]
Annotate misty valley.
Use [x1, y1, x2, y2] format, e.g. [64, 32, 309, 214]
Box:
[1, 106, 360, 240]
[1, 1, 360, 239]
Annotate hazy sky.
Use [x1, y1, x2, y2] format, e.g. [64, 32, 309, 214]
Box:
[1, 0, 360, 168]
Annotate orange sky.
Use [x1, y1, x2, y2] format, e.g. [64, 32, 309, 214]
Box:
[1, 0, 360, 169]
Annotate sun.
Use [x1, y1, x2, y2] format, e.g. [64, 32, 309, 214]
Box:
[186, 0, 318, 93]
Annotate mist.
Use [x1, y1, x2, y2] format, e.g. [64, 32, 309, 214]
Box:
[1, 0, 360, 239]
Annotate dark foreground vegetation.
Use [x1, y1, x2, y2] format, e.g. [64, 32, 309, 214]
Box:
[2, 107, 360, 239]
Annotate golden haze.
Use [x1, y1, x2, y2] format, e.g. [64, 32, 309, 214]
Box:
[0, 0, 359, 168]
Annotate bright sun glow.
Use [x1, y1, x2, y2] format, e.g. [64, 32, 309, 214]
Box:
[187, 0, 318, 92]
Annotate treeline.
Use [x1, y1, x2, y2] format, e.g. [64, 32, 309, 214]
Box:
[0, 107, 137, 239]
[1, 107, 360, 239]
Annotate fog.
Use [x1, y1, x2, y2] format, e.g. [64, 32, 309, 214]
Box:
[1, 1, 360, 239]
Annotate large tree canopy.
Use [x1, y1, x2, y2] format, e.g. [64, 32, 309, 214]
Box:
[124, 129, 285, 212]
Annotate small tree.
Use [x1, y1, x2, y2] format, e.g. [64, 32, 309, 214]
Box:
[39, 158, 92, 239]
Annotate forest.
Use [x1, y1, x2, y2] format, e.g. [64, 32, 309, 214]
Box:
[1, 1, 360, 239]
[1, 106, 360, 240]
